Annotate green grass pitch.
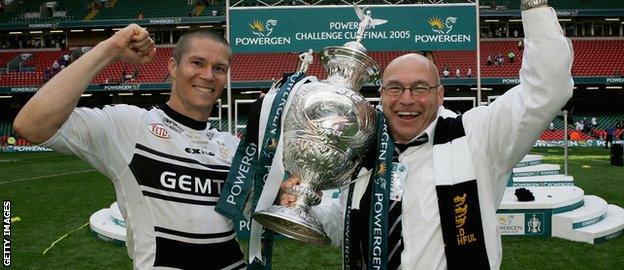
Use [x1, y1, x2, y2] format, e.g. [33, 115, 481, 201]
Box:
[0, 147, 622, 269]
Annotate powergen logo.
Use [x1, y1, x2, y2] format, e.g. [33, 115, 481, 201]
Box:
[414, 16, 471, 44]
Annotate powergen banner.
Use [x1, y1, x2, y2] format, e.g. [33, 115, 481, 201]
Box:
[230, 5, 476, 53]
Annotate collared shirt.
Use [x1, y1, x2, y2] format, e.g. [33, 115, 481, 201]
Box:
[311, 7, 574, 270]
[42, 104, 246, 270]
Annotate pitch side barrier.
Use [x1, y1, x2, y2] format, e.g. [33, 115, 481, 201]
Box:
[3, 76, 621, 94]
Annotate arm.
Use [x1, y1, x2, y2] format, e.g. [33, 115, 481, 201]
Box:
[13, 24, 156, 144]
[463, 5, 574, 177]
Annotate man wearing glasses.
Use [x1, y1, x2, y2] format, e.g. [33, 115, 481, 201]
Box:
[281, 1, 573, 269]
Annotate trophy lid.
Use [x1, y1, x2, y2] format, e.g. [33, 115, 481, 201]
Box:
[319, 46, 380, 91]
[316, 4, 386, 91]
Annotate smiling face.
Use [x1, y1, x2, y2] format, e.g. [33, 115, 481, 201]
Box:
[167, 35, 231, 121]
[380, 53, 444, 144]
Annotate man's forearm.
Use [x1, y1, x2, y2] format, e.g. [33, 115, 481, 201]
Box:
[13, 40, 119, 144]
[14, 23, 155, 144]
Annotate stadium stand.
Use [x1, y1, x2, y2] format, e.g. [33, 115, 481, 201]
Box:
[0, 51, 19, 66]
[93, 0, 195, 20]
[0, 71, 44, 86]
[0, 50, 70, 86]
[0, 0, 87, 23]
[0, 1, 622, 146]
[572, 40, 624, 77]
[537, 113, 624, 141]
[231, 52, 298, 81]
[93, 47, 174, 84]
[2, 39, 623, 85]
[230, 51, 411, 81]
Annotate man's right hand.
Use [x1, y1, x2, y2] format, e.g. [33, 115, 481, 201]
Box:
[108, 23, 156, 65]
[278, 176, 323, 207]
[279, 177, 300, 207]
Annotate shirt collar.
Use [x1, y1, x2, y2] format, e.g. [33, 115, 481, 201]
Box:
[404, 106, 453, 146]
[159, 104, 210, 131]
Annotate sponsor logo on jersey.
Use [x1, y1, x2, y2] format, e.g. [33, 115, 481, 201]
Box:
[149, 123, 171, 139]
[185, 147, 215, 156]
[162, 118, 184, 134]
[159, 171, 224, 195]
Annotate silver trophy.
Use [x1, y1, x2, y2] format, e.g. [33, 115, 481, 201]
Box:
[252, 5, 386, 244]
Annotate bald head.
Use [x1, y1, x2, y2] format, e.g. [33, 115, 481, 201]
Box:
[383, 53, 440, 86]
[379, 53, 445, 143]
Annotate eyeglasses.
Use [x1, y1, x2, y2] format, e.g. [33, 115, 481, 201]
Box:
[381, 83, 441, 97]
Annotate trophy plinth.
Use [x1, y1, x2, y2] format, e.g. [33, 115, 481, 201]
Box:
[252, 4, 384, 245]
[252, 205, 329, 245]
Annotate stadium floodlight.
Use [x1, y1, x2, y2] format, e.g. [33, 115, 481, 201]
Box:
[9, 32, 21, 34]
[91, 29, 105, 32]
[0, 95, 12, 99]
[70, 29, 84, 32]
[606, 86, 623, 90]
[558, 19, 572, 22]
[81, 94, 92, 97]
[605, 18, 620, 21]
[484, 19, 499, 22]
[199, 25, 214, 28]
[29, 31, 43, 34]
[50, 30, 64, 33]
[509, 19, 522, 22]
[176, 26, 190, 29]
[586, 87, 599, 90]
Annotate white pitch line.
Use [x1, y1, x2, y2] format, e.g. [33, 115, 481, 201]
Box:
[0, 169, 97, 185]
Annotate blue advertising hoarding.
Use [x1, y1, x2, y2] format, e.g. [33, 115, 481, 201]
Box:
[230, 5, 477, 53]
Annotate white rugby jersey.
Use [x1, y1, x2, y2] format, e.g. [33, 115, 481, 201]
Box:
[43, 104, 245, 270]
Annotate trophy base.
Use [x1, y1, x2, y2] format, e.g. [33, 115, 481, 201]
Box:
[252, 205, 330, 245]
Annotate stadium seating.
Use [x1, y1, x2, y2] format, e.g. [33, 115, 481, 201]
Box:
[571, 40, 624, 77]
[537, 112, 624, 141]
[0, 0, 86, 23]
[230, 51, 409, 81]
[93, 0, 194, 20]
[571, 113, 624, 130]
[1, 40, 622, 86]
[231, 52, 299, 81]
[0, 50, 69, 86]
[93, 47, 173, 84]
[0, 71, 44, 86]
[0, 51, 20, 66]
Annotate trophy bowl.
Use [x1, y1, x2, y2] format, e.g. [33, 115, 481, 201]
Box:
[252, 45, 380, 244]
